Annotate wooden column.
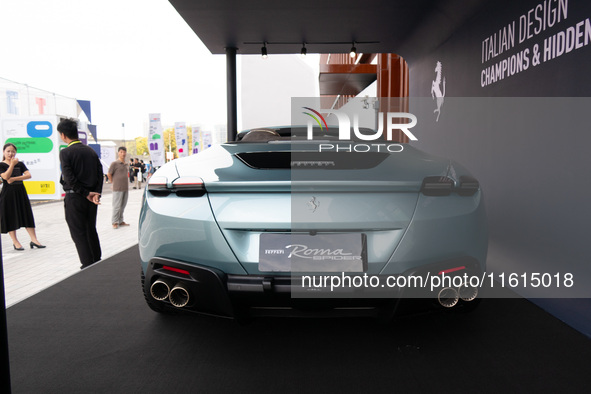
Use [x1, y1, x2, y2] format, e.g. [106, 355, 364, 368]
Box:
[377, 54, 409, 142]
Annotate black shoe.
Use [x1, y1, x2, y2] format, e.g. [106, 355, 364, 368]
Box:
[30, 241, 46, 249]
[13, 244, 24, 251]
[80, 260, 100, 270]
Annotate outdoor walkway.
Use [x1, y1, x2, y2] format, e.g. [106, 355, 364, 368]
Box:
[1, 182, 145, 307]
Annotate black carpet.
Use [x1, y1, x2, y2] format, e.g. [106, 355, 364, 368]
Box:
[7, 246, 591, 393]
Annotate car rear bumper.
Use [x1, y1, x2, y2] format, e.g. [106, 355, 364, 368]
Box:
[143, 256, 483, 319]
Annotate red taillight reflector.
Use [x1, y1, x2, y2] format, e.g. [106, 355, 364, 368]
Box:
[162, 266, 190, 275]
[438, 266, 466, 275]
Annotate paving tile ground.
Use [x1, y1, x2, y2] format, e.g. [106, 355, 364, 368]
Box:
[1, 181, 145, 307]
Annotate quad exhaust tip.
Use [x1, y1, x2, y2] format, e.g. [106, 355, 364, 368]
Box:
[151, 280, 191, 308]
[169, 284, 190, 308]
[459, 284, 478, 302]
[437, 287, 459, 308]
[437, 284, 479, 308]
[150, 280, 171, 301]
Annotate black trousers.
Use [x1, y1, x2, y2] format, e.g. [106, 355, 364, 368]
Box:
[64, 193, 101, 266]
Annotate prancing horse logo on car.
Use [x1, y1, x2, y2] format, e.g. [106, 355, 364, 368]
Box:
[307, 197, 319, 212]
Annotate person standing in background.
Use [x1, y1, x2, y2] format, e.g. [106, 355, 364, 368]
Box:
[107, 146, 130, 229]
[139, 160, 146, 182]
[0, 142, 45, 250]
[145, 160, 152, 179]
[57, 118, 103, 269]
[129, 158, 135, 185]
[133, 158, 142, 189]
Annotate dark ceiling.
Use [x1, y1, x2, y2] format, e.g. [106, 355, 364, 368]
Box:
[169, 0, 489, 61]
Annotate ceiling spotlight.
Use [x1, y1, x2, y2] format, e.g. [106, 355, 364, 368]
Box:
[301, 42, 307, 57]
[350, 42, 357, 58]
[261, 42, 268, 59]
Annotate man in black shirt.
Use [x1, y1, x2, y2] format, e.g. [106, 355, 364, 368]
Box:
[57, 118, 103, 269]
[132, 158, 142, 189]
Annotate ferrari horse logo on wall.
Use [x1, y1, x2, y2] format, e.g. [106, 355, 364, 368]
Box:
[431, 61, 446, 122]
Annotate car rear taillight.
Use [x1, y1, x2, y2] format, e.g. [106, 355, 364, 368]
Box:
[421, 176, 480, 196]
[421, 176, 454, 196]
[147, 176, 170, 196]
[147, 176, 168, 191]
[457, 176, 480, 196]
[147, 176, 206, 197]
[171, 177, 206, 197]
[171, 177, 205, 190]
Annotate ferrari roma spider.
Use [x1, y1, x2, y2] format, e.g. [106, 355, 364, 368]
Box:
[139, 126, 488, 319]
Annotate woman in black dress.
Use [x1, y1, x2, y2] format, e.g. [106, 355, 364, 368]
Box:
[0, 143, 45, 250]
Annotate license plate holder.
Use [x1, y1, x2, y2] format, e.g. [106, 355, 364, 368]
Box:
[259, 233, 367, 272]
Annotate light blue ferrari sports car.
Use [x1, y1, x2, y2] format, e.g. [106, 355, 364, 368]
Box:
[139, 126, 487, 319]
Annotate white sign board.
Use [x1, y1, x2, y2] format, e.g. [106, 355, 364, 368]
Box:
[174, 122, 188, 157]
[148, 113, 165, 167]
[0, 115, 63, 200]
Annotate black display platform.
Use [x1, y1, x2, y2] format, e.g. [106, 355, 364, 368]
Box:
[7, 246, 591, 393]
